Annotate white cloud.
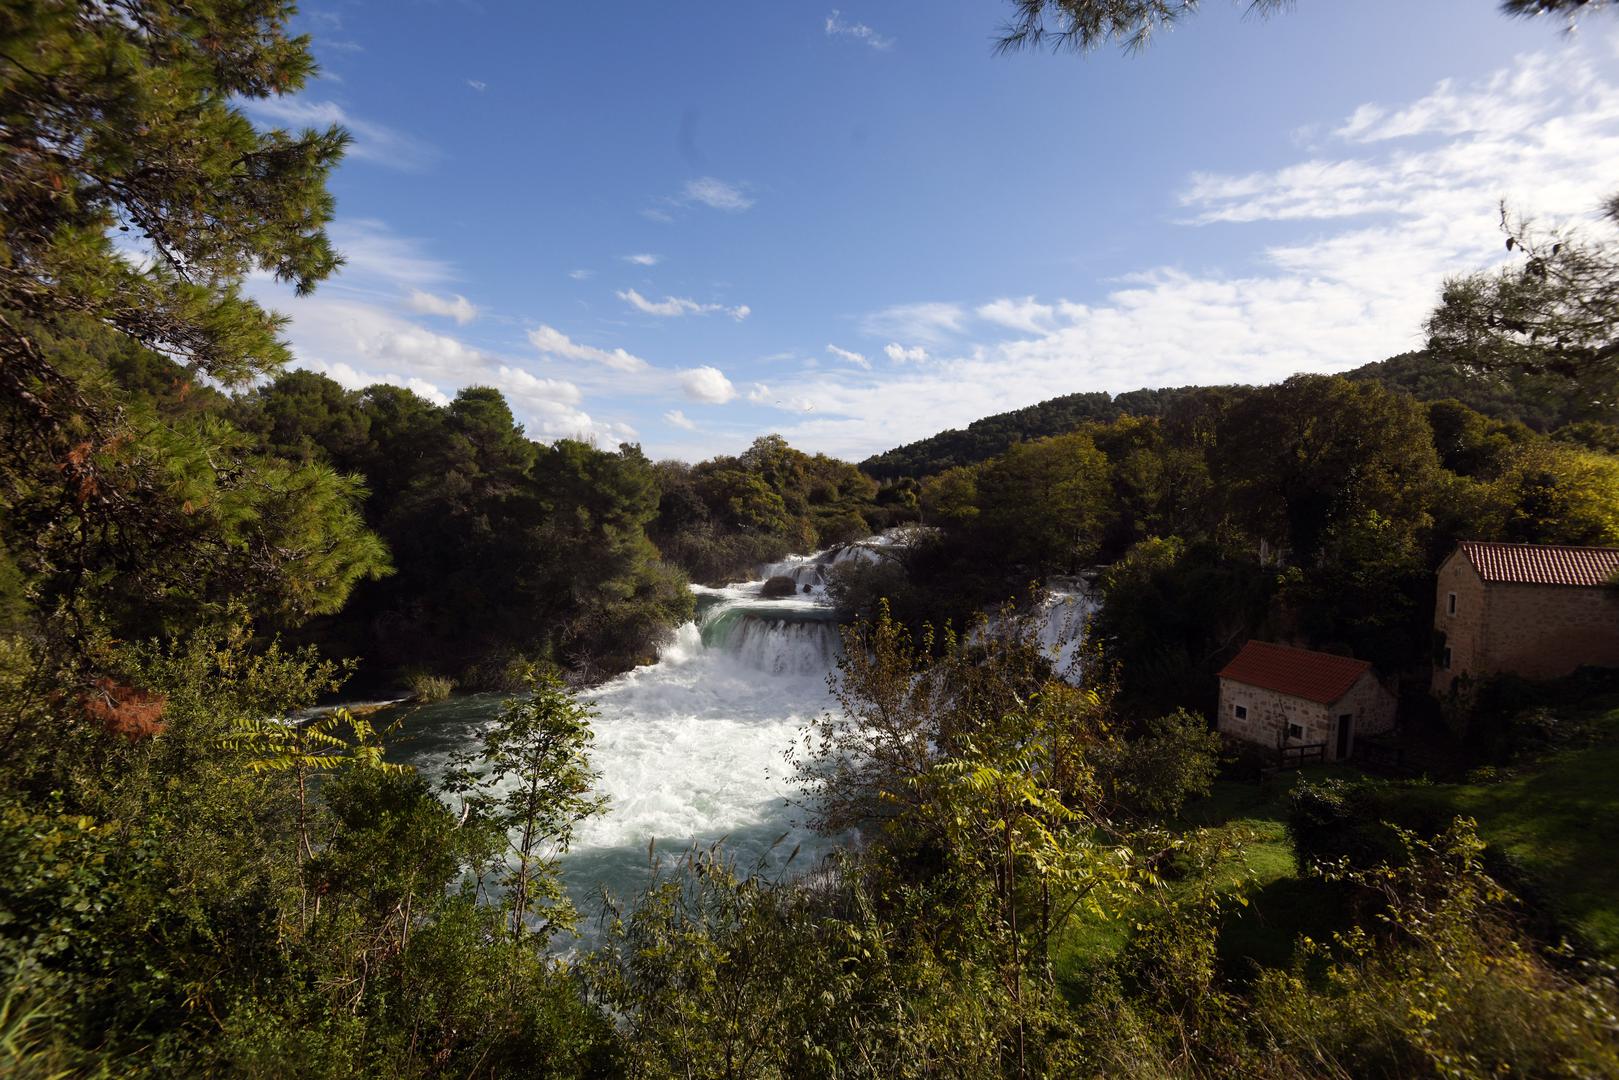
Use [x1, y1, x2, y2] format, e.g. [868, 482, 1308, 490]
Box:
[327, 219, 456, 288]
[883, 343, 929, 364]
[826, 344, 870, 368]
[619, 290, 689, 317]
[306, 359, 451, 407]
[642, 179, 755, 221]
[240, 218, 643, 445]
[241, 287, 621, 442]
[977, 297, 1055, 334]
[745, 381, 815, 412]
[528, 324, 650, 372]
[467, 79, 487, 92]
[1335, 60, 1554, 143]
[678, 366, 738, 404]
[682, 177, 755, 212]
[859, 301, 966, 345]
[825, 10, 894, 50]
[623, 253, 662, 266]
[569, 269, 594, 280]
[618, 288, 750, 320]
[407, 289, 478, 324]
[664, 409, 698, 431]
[242, 97, 436, 170]
[734, 44, 1619, 461]
[492, 362, 595, 433]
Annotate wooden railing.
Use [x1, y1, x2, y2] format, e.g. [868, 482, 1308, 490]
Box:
[1277, 742, 1327, 770]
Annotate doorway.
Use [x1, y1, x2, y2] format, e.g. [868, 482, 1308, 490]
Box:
[1336, 714, 1353, 760]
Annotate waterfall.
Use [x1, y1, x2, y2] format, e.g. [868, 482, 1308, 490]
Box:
[391, 529, 1092, 946]
[756, 528, 912, 598]
[1038, 575, 1100, 681]
[393, 538, 865, 939]
[699, 606, 841, 676]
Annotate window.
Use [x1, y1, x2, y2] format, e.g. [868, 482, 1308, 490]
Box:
[1443, 646, 1452, 670]
[1287, 723, 1304, 739]
[1233, 704, 1247, 720]
[1447, 592, 1457, 616]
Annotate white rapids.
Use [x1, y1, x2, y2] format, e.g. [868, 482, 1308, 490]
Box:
[392, 533, 1092, 940]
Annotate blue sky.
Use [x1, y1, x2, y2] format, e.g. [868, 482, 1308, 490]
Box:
[244, 1, 1619, 460]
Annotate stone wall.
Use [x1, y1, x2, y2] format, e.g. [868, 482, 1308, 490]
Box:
[1432, 550, 1619, 691]
[1217, 679, 1327, 751]
[1480, 582, 1619, 679]
[1336, 670, 1398, 752]
[1218, 671, 1396, 761]
[1432, 551, 1488, 695]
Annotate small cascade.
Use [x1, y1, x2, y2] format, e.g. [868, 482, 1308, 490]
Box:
[759, 559, 828, 591]
[700, 605, 840, 676]
[757, 528, 912, 598]
[1038, 576, 1100, 681]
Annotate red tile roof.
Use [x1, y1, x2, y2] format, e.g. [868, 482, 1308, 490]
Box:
[1217, 641, 1371, 705]
[1457, 541, 1619, 588]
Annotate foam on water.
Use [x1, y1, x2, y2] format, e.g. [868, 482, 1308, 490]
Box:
[394, 549, 853, 933]
[1039, 576, 1100, 680]
[392, 532, 1091, 941]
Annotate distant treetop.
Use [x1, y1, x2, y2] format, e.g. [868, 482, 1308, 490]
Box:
[995, 1, 1613, 56]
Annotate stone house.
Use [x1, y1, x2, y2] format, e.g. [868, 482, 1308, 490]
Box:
[1432, 541, 1619, 695]
[1216, 641, 1397, 761]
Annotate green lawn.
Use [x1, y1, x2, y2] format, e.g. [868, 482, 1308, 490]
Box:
[1382, 702, 1619, 959]
[1052, 701, 1619, 998]
[1052, 768, 1355, 996]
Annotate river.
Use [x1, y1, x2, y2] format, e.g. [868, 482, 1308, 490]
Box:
[391, 533, 1092, 940]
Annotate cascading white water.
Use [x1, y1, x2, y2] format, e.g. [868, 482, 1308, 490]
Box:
[394, 543, 861, 935]
[393, 531, 1092, 942]
[1039, 576, 1101, 681]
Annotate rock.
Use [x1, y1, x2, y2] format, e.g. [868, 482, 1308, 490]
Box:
[760, 574, 798, 598]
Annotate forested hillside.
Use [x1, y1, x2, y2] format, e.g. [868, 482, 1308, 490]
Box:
[860, 385, 1203, 479]
[862, 352, 1618, 480]
[834, 372, 1619, 720]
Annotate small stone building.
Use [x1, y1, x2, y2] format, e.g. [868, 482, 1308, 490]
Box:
[1432, 541, 1619, 695]
[1217, 641, 1397, 761]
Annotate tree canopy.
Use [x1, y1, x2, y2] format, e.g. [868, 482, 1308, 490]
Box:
[995, 0, 1613, 55]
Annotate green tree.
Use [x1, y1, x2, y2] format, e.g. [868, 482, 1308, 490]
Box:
[1425, 398, 1532, 479]
[0, 3, 388, 656]
[219, 705, 406, 926]
[997, 0, 1285, 53]
[996, 1, 1610, 56]
[0, 1, 343, 396]
[920, 464, 982, 526]
[1489, 440, 1619, 545]
[1214, 375, 1441, 562]
[446, 672, 607, 944]
[1095, 536, 1272, 715]
[1428, 208, 1619, 411]
[232, 368, 371, 467]
[976, 431, 1112, 573]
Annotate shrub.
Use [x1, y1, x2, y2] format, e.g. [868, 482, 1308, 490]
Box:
[1253, 822, 1619, 1079]
[1447, 667, 1619, 763]
[814, 511, 871, 548]
[1287, 778, 1405, 873]
[403, 671, 454, 703]
[1106, 708, 1222, 818]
